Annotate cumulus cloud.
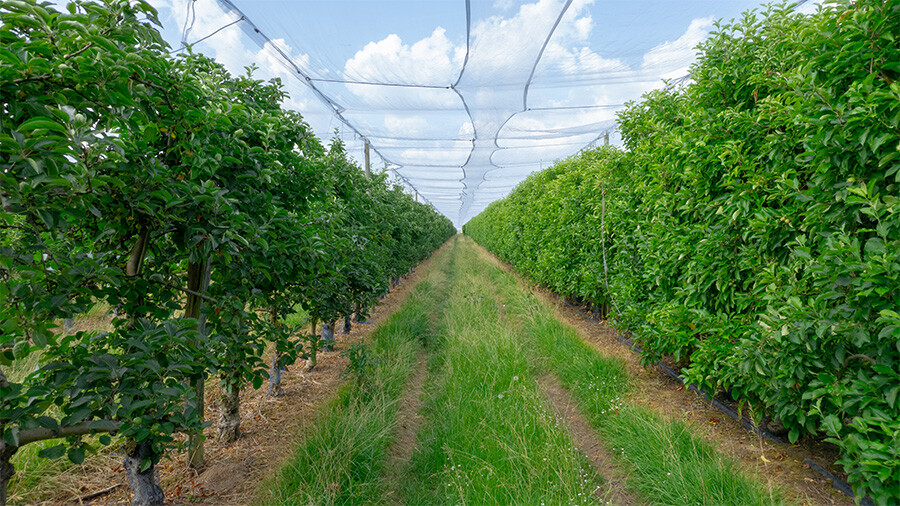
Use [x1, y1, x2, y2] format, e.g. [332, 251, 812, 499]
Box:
[344, 27, 464, 86]
[383, 115, 429, 135]
[258, 38, 311, 78]
[642, 16, 714, 77]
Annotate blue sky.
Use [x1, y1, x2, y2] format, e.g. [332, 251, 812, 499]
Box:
[140, 0, 814, 225]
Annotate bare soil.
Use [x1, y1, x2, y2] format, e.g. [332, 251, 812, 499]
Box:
[537, 373, 643, 506]
[472, 240, 856, 506]
[27, 246, 448, 506]
[382, 351, 429, 505]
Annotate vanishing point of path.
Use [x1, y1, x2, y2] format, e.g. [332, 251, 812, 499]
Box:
[264, 236, 845, 505]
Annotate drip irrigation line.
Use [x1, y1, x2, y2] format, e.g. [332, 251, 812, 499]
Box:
[804, 461, 873, 506]
[556, 296, 875, 506]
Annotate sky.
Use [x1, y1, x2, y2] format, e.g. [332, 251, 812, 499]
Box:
[137, 0, 816, 226]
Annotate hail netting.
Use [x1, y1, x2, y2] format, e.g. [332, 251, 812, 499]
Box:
[177, 0, 779, 226]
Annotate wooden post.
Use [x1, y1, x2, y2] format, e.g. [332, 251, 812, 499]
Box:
[604, 132, 609, 146]
[364, 140, 371, 178]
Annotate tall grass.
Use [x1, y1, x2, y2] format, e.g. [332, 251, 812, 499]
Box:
[403, 242, 601, 504]
[481, 238, 789, 505]
[260, 249, 449, 505]
[282, 304, 309, 329]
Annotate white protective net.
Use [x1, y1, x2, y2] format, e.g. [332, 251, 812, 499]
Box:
[162, 0, 798, 226]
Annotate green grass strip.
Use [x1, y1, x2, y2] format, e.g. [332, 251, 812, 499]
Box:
[403, 241, 601, 505]
[261, 250, 448, 505]
[469, 236, 790, 505]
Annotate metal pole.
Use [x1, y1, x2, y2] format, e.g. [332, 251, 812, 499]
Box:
[364, 140, 371, 177]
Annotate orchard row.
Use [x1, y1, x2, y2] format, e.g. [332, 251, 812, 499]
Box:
[0, 1, 454, 504]
[465, 1, 899, 504]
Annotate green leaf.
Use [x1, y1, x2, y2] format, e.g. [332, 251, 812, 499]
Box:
[67, 445, 85, 465]
[38, 444, 66, 460]
[788, 426, 800, 444]
[822, 415, 841, 437]
[886, 386, 900, 410]
[17, 117, 67, 134]
[878, 309, 899, 320]
[36, 416, 59, 431]
[5, 427, 19, 447]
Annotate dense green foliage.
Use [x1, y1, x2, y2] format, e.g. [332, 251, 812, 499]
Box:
[0, 0, 453, 502]
[465, 1, 899, 503]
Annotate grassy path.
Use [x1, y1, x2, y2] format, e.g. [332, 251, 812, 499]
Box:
[382, 350, 429, 504]
[268, 236, 790, 505]
[537, 372, 641, 505]
[402, 237, 602, 504]
[260, 244, 452, 505]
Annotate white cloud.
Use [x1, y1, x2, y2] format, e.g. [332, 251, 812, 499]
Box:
[642, 16, 714, 77]
[795, 0, 822, 14]
[384, 115, 429, 134]
[258, 38, 310, 78]
[344, 27, 464, 85]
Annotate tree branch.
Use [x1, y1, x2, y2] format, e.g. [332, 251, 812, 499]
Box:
[12, 73, 51, 85]
[63, 42, 95, 60]
[17, 420, 122, 447]
[146, 277, 219, 304]
[846, 353, 876, 365]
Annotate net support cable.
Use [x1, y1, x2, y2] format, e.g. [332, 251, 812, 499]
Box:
[197, 0, 636, 223]
[457, 0, 574, 223]
[208, 0, 442, 210]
